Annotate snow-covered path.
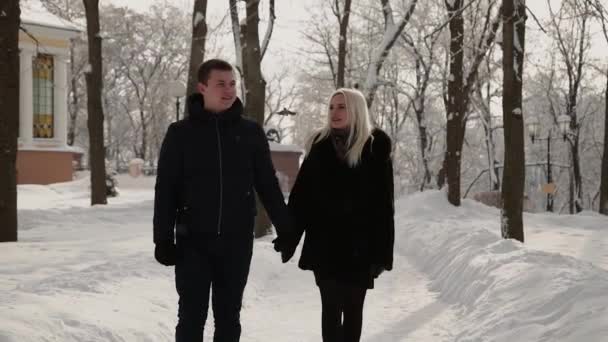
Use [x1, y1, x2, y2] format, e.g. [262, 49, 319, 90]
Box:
[3, 175, 608, 341]
[4, 191, 458, 341]
[245, 236, 457, 342]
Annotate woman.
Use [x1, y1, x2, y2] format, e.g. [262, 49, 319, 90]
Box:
[276, 88, 395, 342]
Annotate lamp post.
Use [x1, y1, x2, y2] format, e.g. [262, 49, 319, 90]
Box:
[526, 114, 572, 212]
[168, 80, 186, 121]
[266, 107, 297, 143]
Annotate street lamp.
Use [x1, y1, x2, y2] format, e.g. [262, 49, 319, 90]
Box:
[168, 80, 186, 121]
[557, 114, 572, 140]
[276, 107, 297, 116]
[265, 107, 297, 143]
[266, 128, 281, 142]
[526, 115, 572, 212]
[527, 117, 540, 143]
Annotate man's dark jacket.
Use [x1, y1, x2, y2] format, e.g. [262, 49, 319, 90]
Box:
[153, 94, 290, 246]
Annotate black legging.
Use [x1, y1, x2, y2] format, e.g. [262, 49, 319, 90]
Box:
[318, 279, 368, 342]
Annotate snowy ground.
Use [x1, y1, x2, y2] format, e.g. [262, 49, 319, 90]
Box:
[2, 174, 608, 341]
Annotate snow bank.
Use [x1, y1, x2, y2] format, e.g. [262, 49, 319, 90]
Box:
[397, 190, 608, 341]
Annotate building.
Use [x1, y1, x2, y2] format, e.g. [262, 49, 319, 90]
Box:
[17, 1, 82, 185]
[269, 142, 303, 194]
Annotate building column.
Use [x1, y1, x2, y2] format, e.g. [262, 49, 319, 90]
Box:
[19, 49, 33, 146]
[54, 53, 68, 146]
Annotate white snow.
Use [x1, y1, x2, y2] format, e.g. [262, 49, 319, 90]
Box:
[2, 178, 608, 341]
[20, 0, 81, 32]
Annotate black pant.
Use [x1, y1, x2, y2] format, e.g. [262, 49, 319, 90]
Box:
[316, 273, 368, 342]
[174, 236, 253, 342]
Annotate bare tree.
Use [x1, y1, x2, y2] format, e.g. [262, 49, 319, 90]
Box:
[115, 5, 187, 161]
[230, 0, 277, 237]
[83, 0, 107, 205]
[443, 0, 465, 205]
[585, 0, 608, 215]
[602, 73, 608, 214]
[472, 48, 502, 191]
[264, 68, 299, 142]
[501, 0, 526, 242]
[334, 0, 352, 88]
[0, 0, 20, 242]
[400, 12, 443, 191]
[362, 0, 418, 113]
[546, 0, 591, 213]
[442, 0, 501, 206]
[186, 0, 208, 97]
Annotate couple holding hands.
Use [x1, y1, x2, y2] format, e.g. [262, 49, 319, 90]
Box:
[153, 58, 394, 342]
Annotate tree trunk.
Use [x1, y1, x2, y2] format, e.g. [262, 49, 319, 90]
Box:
[186, 0, 208, 97]
[445, 0, 465, 206]
[564, 84, 584, 213]
[483, 122, 500, 191]
[0, 0, 20, 242]
[336, 0, 352, 88]
[600, 72, 608, 215]
[83, 0, 107, 205]
[138, 109, 147, 160]
[67, 44, 79, 146]
[500, 0, 526, 243]
[415, 91, 432, 190]
[571, 137, 583, 212]
[242, 0, 270, 237]
[243, 0, 266, 125]
[417, 116, 432, 191]
[477, 85, 500, 191]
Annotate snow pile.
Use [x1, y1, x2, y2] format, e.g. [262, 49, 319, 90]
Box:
[397, 190, 608, 341]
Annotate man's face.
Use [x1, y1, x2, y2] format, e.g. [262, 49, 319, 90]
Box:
[198, 70, 237, 113]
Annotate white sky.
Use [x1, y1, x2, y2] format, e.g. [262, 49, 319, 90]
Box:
[104, 0, 608, 63]
[105, 0, 312, 69]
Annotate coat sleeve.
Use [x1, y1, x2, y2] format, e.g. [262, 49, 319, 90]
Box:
[153, 123, 182, 244]
[251, 123, 292, 236]
[372, 130, 395, 271]
[286, 151, 315, 248]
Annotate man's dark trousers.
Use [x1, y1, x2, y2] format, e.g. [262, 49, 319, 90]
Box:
[175, 235, 253, 342]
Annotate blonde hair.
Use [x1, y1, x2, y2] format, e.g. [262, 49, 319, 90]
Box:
[306, 88, 373, 167]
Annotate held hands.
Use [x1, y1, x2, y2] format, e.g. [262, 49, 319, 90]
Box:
[272, 234, 297, 263]
[154, 242, 177, 266]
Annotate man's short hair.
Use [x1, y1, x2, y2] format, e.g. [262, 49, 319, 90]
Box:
[198, 59, 234, 84]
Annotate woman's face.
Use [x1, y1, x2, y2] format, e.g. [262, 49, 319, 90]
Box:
[329, 94, 349, 129]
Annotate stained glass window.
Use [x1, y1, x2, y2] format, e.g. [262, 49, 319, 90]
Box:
[33, 54, 54, 139]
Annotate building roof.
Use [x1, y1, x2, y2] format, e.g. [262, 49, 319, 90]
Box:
[269, 142, 304, 153]
[21, 0, 81, 33]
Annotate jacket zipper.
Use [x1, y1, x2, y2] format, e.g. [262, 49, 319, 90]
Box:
[215, 118, 223, 236]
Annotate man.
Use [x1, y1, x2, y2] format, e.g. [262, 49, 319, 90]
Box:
[153, 58, 291, 341]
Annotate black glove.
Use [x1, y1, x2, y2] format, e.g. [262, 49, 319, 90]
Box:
[154, 242, 177, 266]
[273, 235, 296, 263]
[370, 264, 385, 278]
